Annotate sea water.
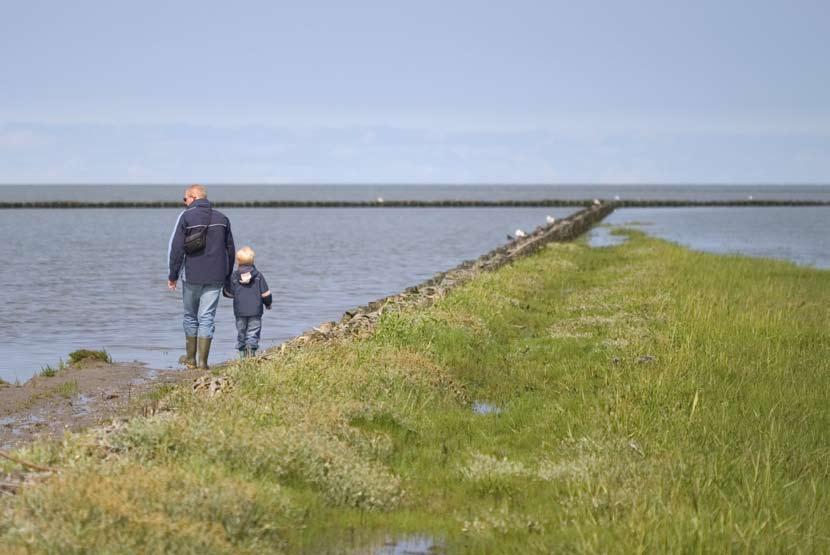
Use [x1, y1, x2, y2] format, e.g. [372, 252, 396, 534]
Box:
[1, 184, 828, 382]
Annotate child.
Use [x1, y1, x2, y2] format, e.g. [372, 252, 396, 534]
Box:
[224, 246, 272, 358]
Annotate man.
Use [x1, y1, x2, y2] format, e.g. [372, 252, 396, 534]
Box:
[168, 184, 235, 369]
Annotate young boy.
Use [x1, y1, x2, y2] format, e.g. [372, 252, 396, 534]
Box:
[224, 246, 272, 358]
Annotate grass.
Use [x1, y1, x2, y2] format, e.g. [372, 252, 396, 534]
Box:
[1, 230, 828, 553]
[52, 380, 79, 398]
[39, 359, 67, 377]
[37, 349, 110, 378]
[67, 349, 111, 365]
[12, 380, 80, 412]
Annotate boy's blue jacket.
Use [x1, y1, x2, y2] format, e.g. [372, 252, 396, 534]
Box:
[225, 265, 271, 317]
[168, 199, 235, 285]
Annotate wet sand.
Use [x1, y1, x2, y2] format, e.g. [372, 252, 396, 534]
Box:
[0, 361, 199, 451]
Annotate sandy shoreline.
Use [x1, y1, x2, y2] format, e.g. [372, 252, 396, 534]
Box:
[0, 361, 201, 451]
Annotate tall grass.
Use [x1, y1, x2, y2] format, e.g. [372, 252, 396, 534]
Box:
[1, 231, 828, 553]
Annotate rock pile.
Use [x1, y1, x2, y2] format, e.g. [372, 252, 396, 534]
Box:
[265, 203, 614, 356]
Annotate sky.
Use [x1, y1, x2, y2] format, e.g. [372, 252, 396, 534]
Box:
[0, 0, 828, 184]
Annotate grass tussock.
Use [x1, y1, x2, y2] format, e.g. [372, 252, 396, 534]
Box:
[39, 359, 67, 377]
[2, 230, 829, 553]
[68, 349, 112, 365]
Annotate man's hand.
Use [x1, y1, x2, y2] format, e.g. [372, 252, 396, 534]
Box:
[167, 280, 177, 291]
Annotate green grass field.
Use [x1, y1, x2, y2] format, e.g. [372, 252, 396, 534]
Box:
[2, 230, 828, 553]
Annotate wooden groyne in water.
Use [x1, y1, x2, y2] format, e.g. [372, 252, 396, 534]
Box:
[0, 199, 828, 209]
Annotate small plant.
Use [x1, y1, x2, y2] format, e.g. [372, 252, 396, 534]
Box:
[55, 380, 79, 398]
[40, 358, 67, 377]
[68, 349, 112, 365]
[40, 365, 58, 377]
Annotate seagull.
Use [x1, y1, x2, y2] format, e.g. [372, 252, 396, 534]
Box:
[592, 199, 601, 205]
[376, 196, 384, 203]
[614, 195, 621, 201]
[546, 215, 556, 224]
[515, 229, 527, 238]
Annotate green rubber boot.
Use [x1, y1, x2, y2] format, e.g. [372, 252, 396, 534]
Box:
[178, 336, 197, 369]
[197, 337, 212, 370]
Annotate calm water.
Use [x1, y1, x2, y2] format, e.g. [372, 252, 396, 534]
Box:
[0, 206, 574, 382]
[1, 184, 830, 202]
[2, 185, 829, 383]
[589, 206, 830, 269]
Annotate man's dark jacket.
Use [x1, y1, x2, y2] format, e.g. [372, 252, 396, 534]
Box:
[168, 199, 235, 285]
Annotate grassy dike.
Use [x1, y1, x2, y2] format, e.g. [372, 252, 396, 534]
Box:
[2, 229, 829, 553]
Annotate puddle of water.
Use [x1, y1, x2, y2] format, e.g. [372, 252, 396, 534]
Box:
[371, 535, 443, 555]
[1, 414, 44, 436]
[588, 226, 629, 248]
[71, 394, 93, 416]
[472, 402, 502, 415]
[22, 414, 45, 425]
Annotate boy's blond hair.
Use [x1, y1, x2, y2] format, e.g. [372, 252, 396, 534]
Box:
[236, 246, 255, 265]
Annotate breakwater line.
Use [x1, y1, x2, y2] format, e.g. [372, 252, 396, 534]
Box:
[261, 202, 614, 355]
[0, 199, 827, 209]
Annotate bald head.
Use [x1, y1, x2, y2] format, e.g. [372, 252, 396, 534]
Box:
[186, 184, 207, 199]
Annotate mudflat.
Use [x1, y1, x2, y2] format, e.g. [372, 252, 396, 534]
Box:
[0, 361, 197, 451]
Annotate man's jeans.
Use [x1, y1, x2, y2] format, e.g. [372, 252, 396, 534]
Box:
[235, 316, 262, 350]
[182, 282, 223, 338]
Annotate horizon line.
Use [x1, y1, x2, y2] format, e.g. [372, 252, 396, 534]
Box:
[1, 182, 829, 187]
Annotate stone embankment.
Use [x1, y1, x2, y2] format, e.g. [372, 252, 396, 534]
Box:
[0, 199, 826, 209]
[265, 202, 614, 357]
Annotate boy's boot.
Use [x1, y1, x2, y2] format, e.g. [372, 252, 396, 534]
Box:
[245, 346, 256, 358]
[238, 349, 246, 360]
[179, 336, 197, 369]
[197, 337, 212, 369]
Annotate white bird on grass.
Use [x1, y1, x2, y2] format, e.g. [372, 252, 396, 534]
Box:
[546, 215, 556, 224]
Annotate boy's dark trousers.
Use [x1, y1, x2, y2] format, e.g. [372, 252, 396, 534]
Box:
[235, 316, 262, 357]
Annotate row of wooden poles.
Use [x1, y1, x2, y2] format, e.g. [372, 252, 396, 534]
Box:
[1, 199, 828, 209]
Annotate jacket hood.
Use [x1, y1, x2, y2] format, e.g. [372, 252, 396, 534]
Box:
[236, 265, 259, 284]
[191, 198, 212, 208]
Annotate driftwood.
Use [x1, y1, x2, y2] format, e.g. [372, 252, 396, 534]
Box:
[0, 450, 57, 473]
[0, 480, 21, 495]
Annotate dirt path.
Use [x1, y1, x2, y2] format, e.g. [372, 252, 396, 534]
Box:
[0, 361, 199, 451]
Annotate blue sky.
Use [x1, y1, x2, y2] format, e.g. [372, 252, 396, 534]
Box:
[1, 0, 828, 184]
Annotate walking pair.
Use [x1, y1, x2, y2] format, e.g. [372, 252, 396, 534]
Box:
[167, 185, 272, 368]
